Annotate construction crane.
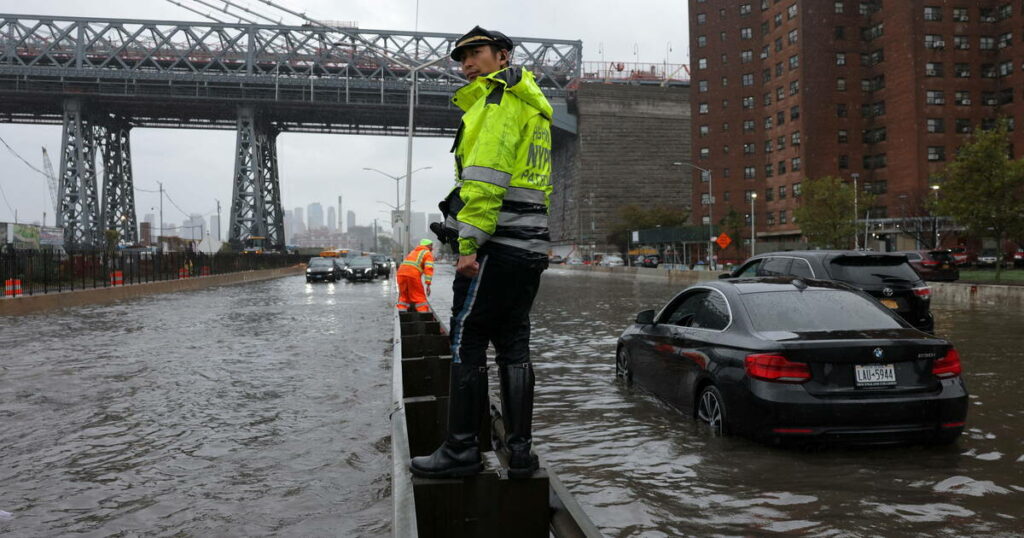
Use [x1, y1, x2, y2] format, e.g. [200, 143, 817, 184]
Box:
[41, 147, 59, 213]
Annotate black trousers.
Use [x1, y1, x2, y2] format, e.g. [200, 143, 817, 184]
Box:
[450, 252, 543, 367]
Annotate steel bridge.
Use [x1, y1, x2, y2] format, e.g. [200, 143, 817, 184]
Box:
[0, 13, 582, 249]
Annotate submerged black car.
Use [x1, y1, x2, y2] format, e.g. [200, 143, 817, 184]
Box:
[371, 254, 391, 278]
[616, 278, 967, 445]
[345, 256, 377, 282]
[727, 251, 935, 333]
[306, 257, 339, 282]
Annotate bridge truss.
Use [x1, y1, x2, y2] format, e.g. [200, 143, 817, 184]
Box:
[0, 13, 582, 249]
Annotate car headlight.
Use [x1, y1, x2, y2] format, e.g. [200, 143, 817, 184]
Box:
[306, 268, 312, 272]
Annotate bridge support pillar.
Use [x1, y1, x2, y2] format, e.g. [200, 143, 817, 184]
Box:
[57, 99, 101, 250]
[229, 107, 285, 251]
[97, 115, 138, 245]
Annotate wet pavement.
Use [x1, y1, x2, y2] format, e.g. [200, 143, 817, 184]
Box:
[2, 265, 1022, 536]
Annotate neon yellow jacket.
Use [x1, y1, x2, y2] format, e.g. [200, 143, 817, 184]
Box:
[449, 67, 553, 257]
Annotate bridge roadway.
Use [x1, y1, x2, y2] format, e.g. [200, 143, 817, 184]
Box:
[1, 267, 1021, 536]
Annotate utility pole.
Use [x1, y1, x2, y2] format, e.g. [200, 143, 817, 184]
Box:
[750, 192, 757, 256]
[215, 198, 221, 241]
[851, 173, 860, 249]
[158, 181, 164, 243]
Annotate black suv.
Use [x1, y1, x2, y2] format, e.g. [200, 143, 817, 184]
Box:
[725, 251, 934, 333]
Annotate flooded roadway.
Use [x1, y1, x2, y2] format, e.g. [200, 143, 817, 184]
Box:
[2, 265, 1022, 536]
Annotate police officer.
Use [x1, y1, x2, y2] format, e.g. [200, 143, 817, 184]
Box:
[410, 26, 552, 479]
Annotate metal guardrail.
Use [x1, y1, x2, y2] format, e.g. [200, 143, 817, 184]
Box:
[0, 249, 303, 296]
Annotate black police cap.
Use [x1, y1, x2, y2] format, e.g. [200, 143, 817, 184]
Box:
[450, 26, 514, 61]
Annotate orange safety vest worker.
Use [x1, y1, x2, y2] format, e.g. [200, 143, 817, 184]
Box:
[396, 239, 436, 312]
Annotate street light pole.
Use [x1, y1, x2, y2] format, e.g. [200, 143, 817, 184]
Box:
[751, 192, 757, 256]
[404, 55, 449, 253]
[851, 172, 860, 249]
[931, 185, 941, 248]
[674, 161, 714, 269]
[365, 165, 432, 249]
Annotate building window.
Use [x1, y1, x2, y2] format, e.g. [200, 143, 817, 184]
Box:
[834, 1, 844, 14]
[761, 45, 770, 59]
[838, 155, 849, 169]
[863, 153, 888, 169]
[925, 34, 945, 49]
[791, 131, 801, 145]
[765, 187, 774, 201]
[924, 6, 942, 21]
[765, 163, 774, 177]
[779, 185, 787, 199]
[955, 91, 971, 105]
[838, 129, 849, 143]
[764, 116, 774, 129]
[998, 60, 1013, 77]
[927, 118, 945, 133]
[776, 87, 785, 101]
[777, 134, 786, 149]
[789, 55, 800, 70]
[741, 27, 753, 39]
[790, 80, 800, 95]
[775, 38, 783, 52]
[954, 63, 971, 78]
[744, 166, 757, 179]
[837, 103, 848, 117]
[980, 36, 995, 50]
[861, 49, 884, 66]
[763, 93, 773, 106]
[774, 13, 783, 27]
[981, 64, 997, 78]
[775, 62, 784, 76]
[778, 160, 787, 174]
[697, 35, 707, 48]
[742, 73, 754, 86]
[722, 76, 729, 87]
[699, 124, 710, 137]
[761, 21, 770, 35]
[744, 143, 756, 155]
[925, 62, 944, 77]
[955, 119, 972, 133]
[928, 146, 946, 161]
[790, 105, 800, 120]
[862, 23, 884, 41]
[793, 182, 802, 197]
[740, 3, 753, 15]
[926, 90, 945, 105]
[698, 58, 708, 70]
[743, 119, 756, 132]
[787, 3, 798, 19]
[835, 26, 846, 39]
[780, 210, 788, 224]
[699, 103, 710, 114]
[742, 96, 755, 109]
[767, 212, 776, 226]
[698, 80, 709, 93]
[741, 50, 753, 63]
[791, 157, 801, 171]
[954, 35, 970, 50]
[837, 77, 847, 91]
[722, 53, 729, 64]
[700, 147, 710, 160]
[998, 32, 1013, 49]
[697, 13, 707, 24]
[788, 29, 799, 45]
[836, 52, 847, 66]
[953, 8, 968, 21]
[864, 127, 887, 143]
[723, 191, 731, 202]
[744, 190, 754, 203]
[765, 139, 774, 152]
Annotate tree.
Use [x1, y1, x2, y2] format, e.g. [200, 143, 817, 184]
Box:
[793, 176, 873, 249]
[938, 121, 1024, 281]
[606, 204, 690, 257]
[104, 229, 121, 256]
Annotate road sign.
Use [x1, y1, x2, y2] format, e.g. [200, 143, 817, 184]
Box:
[715, 233, 732, 249]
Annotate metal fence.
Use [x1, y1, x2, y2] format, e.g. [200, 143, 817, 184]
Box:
[1, 250, 304, 296]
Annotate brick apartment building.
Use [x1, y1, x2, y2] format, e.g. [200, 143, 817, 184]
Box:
[689, 0, 1023, 253]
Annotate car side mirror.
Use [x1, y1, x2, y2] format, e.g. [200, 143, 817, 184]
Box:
[718, 272, 733, 279]
[635, 309, 656, 325]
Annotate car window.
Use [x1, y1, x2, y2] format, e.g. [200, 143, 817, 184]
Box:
[662, 291, 709, 326]
[693, 291, 730, 330]
[789, 258, 814, 278]
[735, 260, 761, 277]
[928, 251, 953, 263]
[905, 252, 922, 261]
[743, 290, 904, 332]
[758, 257, 793, 276]
[827, 256, 921, 285]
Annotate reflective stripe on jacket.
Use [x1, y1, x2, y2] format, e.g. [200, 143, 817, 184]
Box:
[397, 245, 435, 284]
[450, 66, 553, 257]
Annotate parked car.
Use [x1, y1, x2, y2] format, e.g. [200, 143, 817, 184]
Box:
[600, 255, 626, 267]
[306, 257, 340, 283]
[1013, 247, 1024, 268]
[345, 255, 377, 282]
[371, 254, 391, 278]
[949, 246, 976, 267]
[899, 250, 959, 282]
[641, 255, 661, 268]
[615, 277, 967, 445]
[566, 257, 583, 265]
[726, 251, 935, 333]
[976, 249, 1001, 268]
[549, 255, 565, 264]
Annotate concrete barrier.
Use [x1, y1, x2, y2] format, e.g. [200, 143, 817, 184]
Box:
[551, 265, 1024, 307]
[0, 265, 305, 316]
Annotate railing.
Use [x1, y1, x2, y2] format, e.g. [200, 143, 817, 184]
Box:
[0, 250, 303, 296]
[577, 61, 690, 84]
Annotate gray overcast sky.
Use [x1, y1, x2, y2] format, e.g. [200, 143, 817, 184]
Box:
[0, 0, 689, 232]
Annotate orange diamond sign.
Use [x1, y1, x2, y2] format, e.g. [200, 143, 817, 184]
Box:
[715, 233, 732, 249]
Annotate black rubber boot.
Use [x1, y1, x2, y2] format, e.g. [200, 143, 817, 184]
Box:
[409, 363, 487, 478]
[499, 363, 539, 478]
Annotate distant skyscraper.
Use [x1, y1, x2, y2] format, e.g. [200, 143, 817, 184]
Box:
[347, 210, 356, 230]
[326, 206, 337, 231]
[308, 202, 324, 230]
[412, 211, 427, 243]
[210, 214, 221, 242]
[337, 195, 343, 232]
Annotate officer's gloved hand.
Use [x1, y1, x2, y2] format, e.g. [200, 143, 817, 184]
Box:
[430, 222, 448, 245]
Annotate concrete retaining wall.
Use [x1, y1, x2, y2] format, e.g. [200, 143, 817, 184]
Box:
[552, 264, 1024, 307]
[1, 265, 305, 316]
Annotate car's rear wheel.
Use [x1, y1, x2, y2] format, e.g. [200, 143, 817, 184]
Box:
[615, 346, 633, 381]
[696, 385, 727, 435]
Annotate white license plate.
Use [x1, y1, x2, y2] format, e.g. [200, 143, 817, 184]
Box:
[855, 363, 896, 386]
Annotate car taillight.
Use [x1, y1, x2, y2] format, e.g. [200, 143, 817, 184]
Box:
[913, 286, 932, 299]
[921, 260, 939, 267]
[745, 354, 811, 383]
[932, 348, 962, 378]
